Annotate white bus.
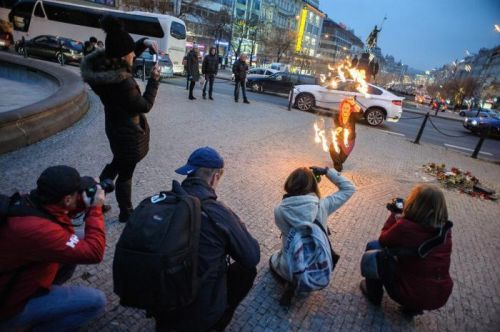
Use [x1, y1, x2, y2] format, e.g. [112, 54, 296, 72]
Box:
[5, 0, 187, 73]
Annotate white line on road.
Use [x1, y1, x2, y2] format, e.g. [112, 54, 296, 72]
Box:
[380, 130, 405, 137]
[444, 144, 493, 156]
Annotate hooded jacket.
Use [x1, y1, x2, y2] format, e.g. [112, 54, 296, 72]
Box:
[232, 59, 248, 81]
[270, 169, 355, 279]
[169, 177, 260, 330]
[378, 214, 453, 310]
[186, 49, 200, 81]
[80, 41, 159, 164]
[202, 48, 218, 75]
[0, 197, 105, 320]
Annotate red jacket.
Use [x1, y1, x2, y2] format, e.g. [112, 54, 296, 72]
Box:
[0, 204, 105, 320]
[379, 214, 453, 310]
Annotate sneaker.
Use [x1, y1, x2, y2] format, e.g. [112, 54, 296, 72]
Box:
[359, 280, 382, 306]
[209, 96, 213, 100]
[243, 99, 250, 104]
[189, 96, 196, 100]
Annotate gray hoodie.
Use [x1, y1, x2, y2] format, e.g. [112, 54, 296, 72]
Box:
[270, 169, 355, 279]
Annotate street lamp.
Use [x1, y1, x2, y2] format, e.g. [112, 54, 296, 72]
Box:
[495, 24, 500, 32]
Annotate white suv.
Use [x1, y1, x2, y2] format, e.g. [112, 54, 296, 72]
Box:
[291, 80, 404, 126]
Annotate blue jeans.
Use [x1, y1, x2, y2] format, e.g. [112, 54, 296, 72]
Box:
[0, 285, 106, 332]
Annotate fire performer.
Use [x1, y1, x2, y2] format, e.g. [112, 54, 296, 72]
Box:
[329, 97, 363, 172]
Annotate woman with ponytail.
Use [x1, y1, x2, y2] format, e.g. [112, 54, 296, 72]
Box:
[81, 15, 160, 222]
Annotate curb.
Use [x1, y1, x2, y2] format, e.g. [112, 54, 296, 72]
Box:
[0, 53, 89, 154]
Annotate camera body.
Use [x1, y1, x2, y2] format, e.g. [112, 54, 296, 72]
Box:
[386, 197, 404, 213]
[80, 176, 115, 202]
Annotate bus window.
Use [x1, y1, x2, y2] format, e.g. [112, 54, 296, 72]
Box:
[118, 13, 164, 38]
[44, 2, 101, 28]
[170, 21, 185, 40]
[34, 3, 44, 18]
[9, 0, 35, 32]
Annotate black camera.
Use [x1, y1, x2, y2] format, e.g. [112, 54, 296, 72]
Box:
[81, 176, 115, 201]
[386, 198, 404, 213]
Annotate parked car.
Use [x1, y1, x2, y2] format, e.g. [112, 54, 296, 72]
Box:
[246, 72, 317, 94]
[291, 79, 404, 126]
[133, 51, 174, 81]
[231, 67, 278, 81]
[459, 108, 497, 117]
[0, 30, 13, 51]
[15, 35, 83, 64]
[463, 113, 500, 137]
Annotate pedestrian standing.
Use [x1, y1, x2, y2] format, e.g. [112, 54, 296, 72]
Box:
[80, 15, 160, 223]
[187, 45, 200, 100]
[202, 46, 218, 100]
[233, 53, 250, 104]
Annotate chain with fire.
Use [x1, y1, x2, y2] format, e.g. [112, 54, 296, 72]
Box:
[313, 60, 370, 171]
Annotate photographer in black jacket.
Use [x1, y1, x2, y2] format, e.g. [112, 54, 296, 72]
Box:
[202, 46, 218, 100]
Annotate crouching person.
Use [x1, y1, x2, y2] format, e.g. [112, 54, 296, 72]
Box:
[359, 184, 453, 317]
[0, 165, 107, 331]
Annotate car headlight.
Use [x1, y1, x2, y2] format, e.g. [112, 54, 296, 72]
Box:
[471, 120, 478, 126]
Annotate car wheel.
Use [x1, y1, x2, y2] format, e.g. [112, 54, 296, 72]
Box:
[365, 108, 385, 126]
[296, 93, 314, 111]
[56, 52, 65, 65]
[251, 82, 262, 92]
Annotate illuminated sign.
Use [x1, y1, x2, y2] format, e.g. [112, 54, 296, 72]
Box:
[295, 8, 307, 52]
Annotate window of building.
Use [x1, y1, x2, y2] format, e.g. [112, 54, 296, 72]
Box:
[236, 8, 245, 17]
[254, 0, 260, 10]
[309, 49, 315, 56]
[237, 0, 246, 4]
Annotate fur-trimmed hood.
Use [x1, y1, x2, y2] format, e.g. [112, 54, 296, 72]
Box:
[80, 49, 133, 85]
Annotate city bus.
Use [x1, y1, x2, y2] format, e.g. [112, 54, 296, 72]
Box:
[5, 0, 186, 72]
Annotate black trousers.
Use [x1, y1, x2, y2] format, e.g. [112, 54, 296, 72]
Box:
[155, 262, 257, 332]
[100, 158, 137, 213]
[234, 79, 247, 101]
[189, 79, 196, 98]
[202, 74, 215, 97]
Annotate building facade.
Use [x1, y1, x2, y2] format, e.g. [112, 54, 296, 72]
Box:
[318, 17, 363, 62]
[295, 0, 324, 57]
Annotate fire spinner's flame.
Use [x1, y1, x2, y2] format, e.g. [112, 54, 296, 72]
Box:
[331, 128, 340, 154]
[327, 60, 370, 98]
[343, 128, 350, 148]
[313, 121, 329, 152]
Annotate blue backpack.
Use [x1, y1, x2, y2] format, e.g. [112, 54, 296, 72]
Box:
[282, 220, 339, 294]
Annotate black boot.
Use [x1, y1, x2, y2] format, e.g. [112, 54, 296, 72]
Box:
[243, 99, 250, 104]
[115, 180, 133, 223]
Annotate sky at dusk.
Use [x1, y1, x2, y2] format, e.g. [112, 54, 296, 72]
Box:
[321, 0, 500, 71]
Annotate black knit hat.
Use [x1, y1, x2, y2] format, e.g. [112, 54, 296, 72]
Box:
[101, 15, 135, 58]
[36, 165, 85, 203]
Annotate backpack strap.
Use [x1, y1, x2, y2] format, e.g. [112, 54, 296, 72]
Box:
[313, 219, 340, 265]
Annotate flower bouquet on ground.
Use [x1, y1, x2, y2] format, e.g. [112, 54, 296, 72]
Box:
[423, 163, 497, 200]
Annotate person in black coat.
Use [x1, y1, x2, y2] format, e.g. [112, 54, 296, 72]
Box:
[81, 15, 160, 222]
[154, 147, 260, 331]
[202, 46, 218, 100]
[186, 45, 200, 100]
[232, 54, 250, 103]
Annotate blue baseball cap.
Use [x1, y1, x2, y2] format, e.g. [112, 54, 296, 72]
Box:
[175, 147, 225, 175]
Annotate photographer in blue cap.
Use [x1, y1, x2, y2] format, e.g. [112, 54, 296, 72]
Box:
[155, 147, 260, 331]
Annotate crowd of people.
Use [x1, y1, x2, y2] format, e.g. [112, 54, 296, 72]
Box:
[0, 15, 454, 332]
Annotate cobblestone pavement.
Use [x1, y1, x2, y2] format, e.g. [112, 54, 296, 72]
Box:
[1, 82, 499, 332]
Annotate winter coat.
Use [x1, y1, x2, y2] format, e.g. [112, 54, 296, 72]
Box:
[81, 42, 159, 165]
[0, 195, 105, 320]
[232, 59, 248, 81]
[186, 50, 200, 81]
[171, 177, 260, 330]
[270, 169, 355, 280]
[202, 50, 218, 75]
[379, 214, 453, 311]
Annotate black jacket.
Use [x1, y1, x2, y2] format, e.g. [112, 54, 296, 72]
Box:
[179, 177, 260, 330]
[80, 40, 159, 164]
[186, 50, 200, 81]
[232, 59, 248, 81]
[202, 52, 218, 75]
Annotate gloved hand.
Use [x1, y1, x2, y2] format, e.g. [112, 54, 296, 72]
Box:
[143, 39, 158, 54]
[309, 166, 328, 176]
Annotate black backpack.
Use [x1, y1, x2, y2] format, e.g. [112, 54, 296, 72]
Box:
[113, 181, 206, 312]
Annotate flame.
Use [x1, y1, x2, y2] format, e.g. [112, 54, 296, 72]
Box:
[343, 128, 349, 148]
[331, 128, 340, 154]
[313, 120, 329, 152]
[327, 60, 370, 98]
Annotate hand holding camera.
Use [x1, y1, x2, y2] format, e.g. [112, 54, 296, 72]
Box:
[150, 65, 161, 81]
[310, 166, 328, 183]
[81, 177, 114, 208]
[143, 39, 158, 54]
[386, 198, 404, 213]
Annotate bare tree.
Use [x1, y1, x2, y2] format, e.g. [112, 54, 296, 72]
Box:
[262, 27, 296, 63]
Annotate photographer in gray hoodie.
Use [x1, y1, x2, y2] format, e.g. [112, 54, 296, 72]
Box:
[270, 167, 355, 280]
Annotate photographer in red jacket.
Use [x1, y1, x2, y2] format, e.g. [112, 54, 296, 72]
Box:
[0, 165, 107, 330]
[359, 184, 453, 317]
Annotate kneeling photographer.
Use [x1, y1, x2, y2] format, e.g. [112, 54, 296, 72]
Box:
[0, 165, 107, 330]
[359, 184, 453, 317]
